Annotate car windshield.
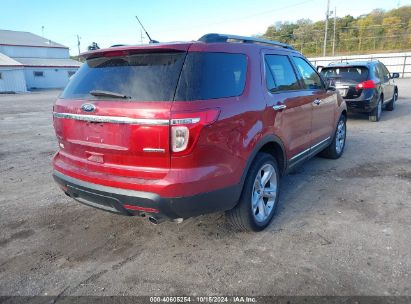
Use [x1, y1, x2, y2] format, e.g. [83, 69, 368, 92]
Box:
[61, 51, 247, 101]
[320, 66, 369, 83]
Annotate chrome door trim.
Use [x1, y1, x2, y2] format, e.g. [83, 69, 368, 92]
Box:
[311, 136, 331, 150]
[289, 136, 331, 161]
[289, 147, 310, 161]
[53, 112, 170, 126]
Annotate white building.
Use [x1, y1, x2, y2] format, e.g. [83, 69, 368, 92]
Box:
[0, 29, 81, 92]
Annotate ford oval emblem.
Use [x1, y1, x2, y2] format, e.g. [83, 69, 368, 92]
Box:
[81, 103, 96, 112]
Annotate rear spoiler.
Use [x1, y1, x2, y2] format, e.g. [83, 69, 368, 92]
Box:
[81, 43, 193, 60]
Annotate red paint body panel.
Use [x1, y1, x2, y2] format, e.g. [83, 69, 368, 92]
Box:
[52, 40, 346, 209]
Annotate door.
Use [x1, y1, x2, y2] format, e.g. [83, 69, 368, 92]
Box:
[263, 52, 312, 160]
[291, 56, 336, 148]
[380, 63, 394, 102]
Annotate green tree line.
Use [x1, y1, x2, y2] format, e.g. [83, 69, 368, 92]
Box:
[260, 5, 411, 56]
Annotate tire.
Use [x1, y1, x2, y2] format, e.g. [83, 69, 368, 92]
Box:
[369, 97, 383, 122]
[386, 90, 398, 111]
[226, 153, 280, 232]
[319, 115, 347, 159]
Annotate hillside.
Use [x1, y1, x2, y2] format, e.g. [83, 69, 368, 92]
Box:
[260, 5, 411, 56]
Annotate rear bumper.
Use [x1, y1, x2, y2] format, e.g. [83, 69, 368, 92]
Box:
[53, 171, 240, 220]
[345, 92, 378, 113]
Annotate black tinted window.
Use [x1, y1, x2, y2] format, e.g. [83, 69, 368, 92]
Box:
[61, 52, 186, 101]
[321, 66, 369, 82]
[265, 55, 300, 92]
[380, 64, 390, 81]
[175, 52, 247, 100]
[293, 57, 324, 90]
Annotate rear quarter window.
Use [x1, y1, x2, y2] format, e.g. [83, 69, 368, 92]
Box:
[175, 52, 247, 100]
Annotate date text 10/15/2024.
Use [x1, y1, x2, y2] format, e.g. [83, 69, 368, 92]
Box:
[149, 296, 257, 303]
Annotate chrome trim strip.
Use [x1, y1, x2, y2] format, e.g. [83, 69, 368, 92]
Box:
[289, 137, 331, 161]
[290, 147, 310, 161]
[311, 136, 331, 150]
[143, 148, 166, 153]
[53, 112, 169, 126]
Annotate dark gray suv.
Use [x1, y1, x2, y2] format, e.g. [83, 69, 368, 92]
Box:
[320, 61, 399, 122]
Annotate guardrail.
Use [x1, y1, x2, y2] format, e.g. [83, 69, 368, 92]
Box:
[308, 52, 411, 78]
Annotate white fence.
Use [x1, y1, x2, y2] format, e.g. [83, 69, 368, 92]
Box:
[308, 52, 411, 78]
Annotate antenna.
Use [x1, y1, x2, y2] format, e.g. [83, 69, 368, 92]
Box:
[135, 16, 159, 44]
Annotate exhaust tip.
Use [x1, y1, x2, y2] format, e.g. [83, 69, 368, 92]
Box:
[148, 217, 158, 225]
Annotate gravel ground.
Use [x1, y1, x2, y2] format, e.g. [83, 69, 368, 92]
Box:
[0, 80, 410, 296]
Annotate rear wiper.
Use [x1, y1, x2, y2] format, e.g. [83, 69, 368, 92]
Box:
[89, 90, 131, 99]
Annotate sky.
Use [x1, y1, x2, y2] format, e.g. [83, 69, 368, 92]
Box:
[1, 0, 409, 55]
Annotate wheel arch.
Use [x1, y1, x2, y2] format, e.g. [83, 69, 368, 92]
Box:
[240, 135, 287, 187]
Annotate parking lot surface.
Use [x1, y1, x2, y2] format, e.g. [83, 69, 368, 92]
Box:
[0, 80, 410, 296]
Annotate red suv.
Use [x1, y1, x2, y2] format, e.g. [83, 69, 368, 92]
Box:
[52, 34, 347, 231]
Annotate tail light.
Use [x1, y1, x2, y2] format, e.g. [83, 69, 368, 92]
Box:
[170, 109, 220, 155]
[355, 80, 376, 90]
[171, 126, 190, 152]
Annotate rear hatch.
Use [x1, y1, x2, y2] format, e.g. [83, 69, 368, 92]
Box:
[320, 66, 369, 99]
[53, 47, 189, 179]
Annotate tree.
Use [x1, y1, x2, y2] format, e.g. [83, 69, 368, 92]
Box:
[259, 5, 411, 56]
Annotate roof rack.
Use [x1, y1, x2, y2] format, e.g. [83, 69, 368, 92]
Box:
[328, 59, 380, 66]
[198, 33, 295, 50]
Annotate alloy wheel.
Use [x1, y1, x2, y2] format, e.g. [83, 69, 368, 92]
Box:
[335, 119, 346, 154]
[251, 163, 277, 223]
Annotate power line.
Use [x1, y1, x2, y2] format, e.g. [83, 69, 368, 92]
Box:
[151, 0, 319, 35]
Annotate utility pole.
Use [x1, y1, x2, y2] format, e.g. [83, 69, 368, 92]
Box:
[76, 34, 81, 57]
[323, 0, 330, 57]
[332, 7, 337, 56]
[41, 26, 45, 37]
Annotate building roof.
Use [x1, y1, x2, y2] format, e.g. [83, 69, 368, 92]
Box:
[0, 29, 68, 49]
[0, 52, 23, 67]
[15, 57, 81, 68]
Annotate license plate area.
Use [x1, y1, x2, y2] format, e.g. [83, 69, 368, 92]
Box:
[338, 89, 347, 97]
[65, 120, 132, 149]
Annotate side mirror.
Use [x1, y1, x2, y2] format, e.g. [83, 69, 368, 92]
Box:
[391, 72, 400, 79]
[326, 78, 336, 91]
[317, 65, 324, 73]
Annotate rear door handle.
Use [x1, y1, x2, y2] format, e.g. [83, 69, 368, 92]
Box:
[313, 99, 321, 105]
[273, 104, 287, 111]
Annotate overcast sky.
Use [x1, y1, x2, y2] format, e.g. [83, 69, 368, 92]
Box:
[1, 0, 408, 55]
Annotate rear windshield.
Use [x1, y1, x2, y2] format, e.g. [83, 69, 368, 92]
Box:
[320, 66, 369, 82]
[61, 52, 186, 101]
[61, 52, 247, 101]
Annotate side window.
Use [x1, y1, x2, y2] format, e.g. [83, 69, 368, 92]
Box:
[381, 64, 390, 82]
[265, 62, 276, 92]
[373, 65, 381, 81]
[292, 57, 324, 90]
[33, 71, 44, 77]
[264, 55, 300, 92]
[374, 64, 384, 82]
